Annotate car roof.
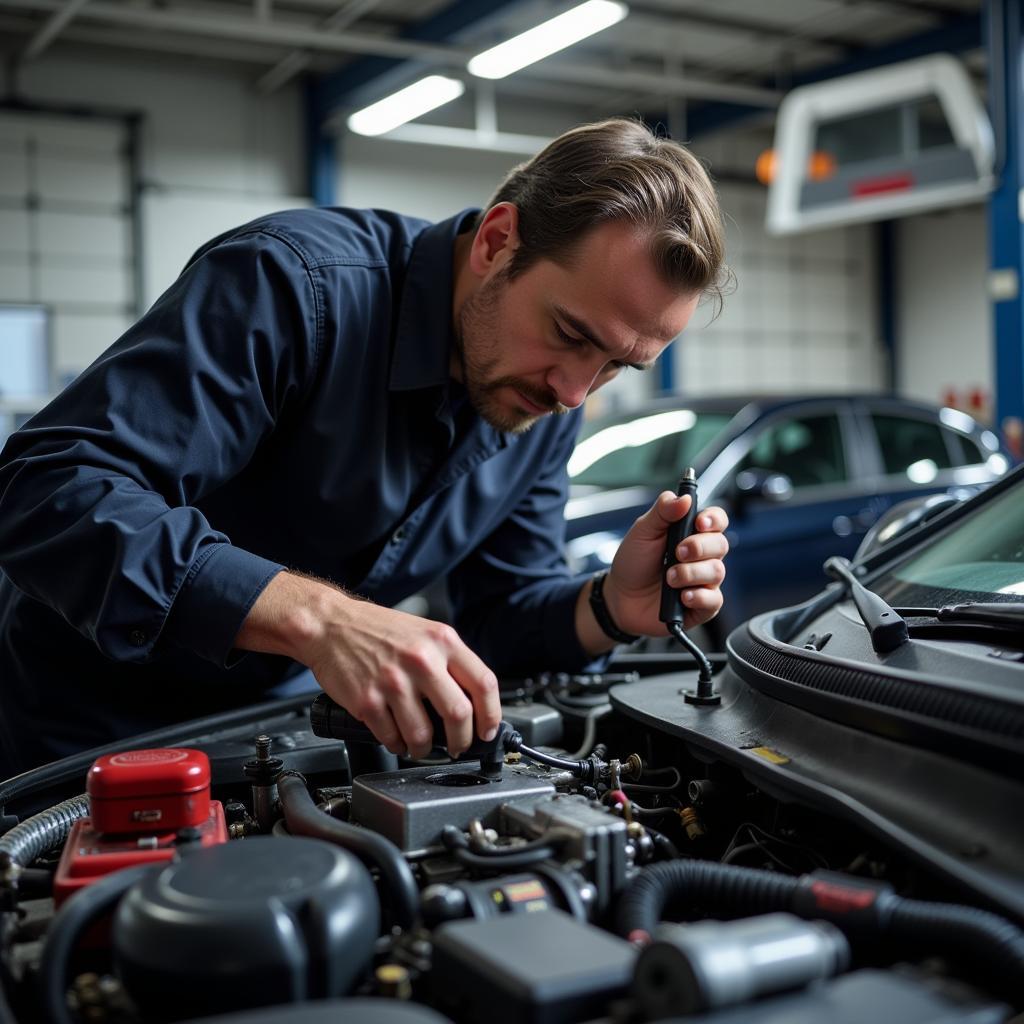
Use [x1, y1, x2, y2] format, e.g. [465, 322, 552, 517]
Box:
[582, 392, 975, 428]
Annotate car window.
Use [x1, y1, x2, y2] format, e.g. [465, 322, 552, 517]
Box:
[871, 414, 952, 480]
[569, 410, 734, 489]
[953, 432, 987, 466]
[738, 414, 848, 488]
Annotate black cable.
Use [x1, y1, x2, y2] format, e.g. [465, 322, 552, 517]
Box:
[277, 772, 416, 930]
[668, 622, 714, 685]
[509, 738, 601, 784]
[38, 864, 155, 1024]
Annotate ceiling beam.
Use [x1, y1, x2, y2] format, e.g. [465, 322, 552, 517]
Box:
[257, 0, 384, 95]
[21, 0, 89, 60]
[627, 2, 869, 55]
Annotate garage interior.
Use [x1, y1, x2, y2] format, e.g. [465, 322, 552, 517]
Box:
[0, 3, 1023, 1024]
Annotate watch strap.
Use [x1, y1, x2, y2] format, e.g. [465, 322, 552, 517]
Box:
[588, 571, 639, 645]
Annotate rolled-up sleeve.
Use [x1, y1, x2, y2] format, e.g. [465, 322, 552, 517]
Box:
[0, 230, 318, 666]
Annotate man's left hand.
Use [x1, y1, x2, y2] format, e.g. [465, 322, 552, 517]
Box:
[603, 492, 729, 638]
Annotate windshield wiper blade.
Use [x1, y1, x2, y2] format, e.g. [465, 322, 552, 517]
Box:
[824, 556, 909, 654]
[909, 603, 1024, 630]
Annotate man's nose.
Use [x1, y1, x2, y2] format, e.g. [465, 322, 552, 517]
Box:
[545, 364, 600, 410]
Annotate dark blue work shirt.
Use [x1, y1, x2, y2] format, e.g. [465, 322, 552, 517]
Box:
[0, 207, 593, 775]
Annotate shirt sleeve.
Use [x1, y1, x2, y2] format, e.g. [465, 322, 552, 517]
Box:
[447, 412, 611, 675]
[0, 229, 319, 667]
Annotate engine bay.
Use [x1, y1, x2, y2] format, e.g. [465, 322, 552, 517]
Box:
[1, 647, 1021, 1024]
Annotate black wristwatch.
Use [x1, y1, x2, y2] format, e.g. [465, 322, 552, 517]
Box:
[588, 571, 639, 644]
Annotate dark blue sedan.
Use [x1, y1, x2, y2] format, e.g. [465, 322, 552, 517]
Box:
[564, 394, 1010, 644]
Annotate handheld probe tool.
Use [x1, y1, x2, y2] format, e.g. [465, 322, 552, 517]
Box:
[659, 468, 719, 706]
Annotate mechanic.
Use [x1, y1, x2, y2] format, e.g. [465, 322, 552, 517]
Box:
[0, 118, 730, 777]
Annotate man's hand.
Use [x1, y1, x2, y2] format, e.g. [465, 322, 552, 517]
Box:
[577, 493, 729, 653]
[235, 572, 501, 759]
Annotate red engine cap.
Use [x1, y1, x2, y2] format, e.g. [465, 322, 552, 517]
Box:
[88, 748, 211, 799]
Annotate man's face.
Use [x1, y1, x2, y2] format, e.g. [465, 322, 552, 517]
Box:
[454, 218, 701, 434]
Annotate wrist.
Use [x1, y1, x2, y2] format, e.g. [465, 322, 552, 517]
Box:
[588, 571, 639, 645]
[235, 571, 343, 661]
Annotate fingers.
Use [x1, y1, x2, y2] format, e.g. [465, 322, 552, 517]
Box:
[355, 697, 406, 757]
[447, 641, 501, 747]
[667, 558, 726, 589]
[695, 505, 729, 533]
[681, 584, 724, 626]
[675, 530, 730, 564]
[380, 667, 439, 759]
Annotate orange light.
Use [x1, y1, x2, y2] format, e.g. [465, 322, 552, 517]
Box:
[755, 148, 837, 185]
[755, 149, 776, 185]
[807, 150, 837, 181]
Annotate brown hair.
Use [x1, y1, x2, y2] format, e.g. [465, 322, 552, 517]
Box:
[480, 117, 729, 309]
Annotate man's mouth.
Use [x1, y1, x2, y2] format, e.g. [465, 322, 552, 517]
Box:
[512, 389, 553, 415]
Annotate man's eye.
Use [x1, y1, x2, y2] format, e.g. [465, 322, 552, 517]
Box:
[554, 323, 585, 347]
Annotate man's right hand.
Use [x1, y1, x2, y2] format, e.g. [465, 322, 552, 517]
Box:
[234, 571, 501, 759]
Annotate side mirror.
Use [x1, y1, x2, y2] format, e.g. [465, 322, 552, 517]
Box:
[734, 469, 794, 509]
[854, 492, 962, 562]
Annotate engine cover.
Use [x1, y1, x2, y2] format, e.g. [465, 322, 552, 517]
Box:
[350, 761, 557, 851]
[113, 836, 379, 1021]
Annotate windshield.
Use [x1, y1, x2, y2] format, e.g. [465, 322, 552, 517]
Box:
[568, 409, 734, 490]
[873, 483, 1024, 606]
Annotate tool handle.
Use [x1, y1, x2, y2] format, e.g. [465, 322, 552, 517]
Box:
[659, 472, 700, 625]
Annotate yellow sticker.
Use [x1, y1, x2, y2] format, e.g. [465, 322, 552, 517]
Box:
[749, 746, 790, 765]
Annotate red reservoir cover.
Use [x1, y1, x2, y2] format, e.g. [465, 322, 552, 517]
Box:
[87, 748, 211, 834]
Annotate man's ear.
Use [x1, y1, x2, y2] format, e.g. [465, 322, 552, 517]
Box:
[468, 202, 520, 279]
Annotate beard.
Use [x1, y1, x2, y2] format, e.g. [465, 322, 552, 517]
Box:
[454, 271, 569, 435]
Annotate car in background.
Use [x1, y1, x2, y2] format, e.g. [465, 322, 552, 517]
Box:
[565, 394, 1011, 645]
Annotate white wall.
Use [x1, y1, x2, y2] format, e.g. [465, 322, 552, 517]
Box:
[677, 128, 885, 400]
[895, 204, 992, 417]
[4, 49, 309, 386]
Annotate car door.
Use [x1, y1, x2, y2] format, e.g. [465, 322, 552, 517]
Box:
[709, 403, 883, 625]
[857, 404, 998, 516]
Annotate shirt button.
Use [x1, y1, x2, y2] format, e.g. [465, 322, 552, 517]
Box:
[130, 629, 147, 647]
[391, 525, 408, 545]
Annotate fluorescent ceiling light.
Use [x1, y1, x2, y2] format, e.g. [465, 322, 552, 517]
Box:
[347, 75, 465, 137]
[468, 1, 628, 81]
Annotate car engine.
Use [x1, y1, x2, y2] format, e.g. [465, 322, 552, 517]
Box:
[0, 652, 1021, 1024]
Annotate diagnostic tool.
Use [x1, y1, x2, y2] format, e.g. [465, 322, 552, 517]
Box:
[660, 468, 719, 706]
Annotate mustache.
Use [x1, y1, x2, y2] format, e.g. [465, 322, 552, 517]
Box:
[489, 377, 569, 415]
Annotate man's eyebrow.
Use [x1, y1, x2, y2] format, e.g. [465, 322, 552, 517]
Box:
[553, 305, 653, 371]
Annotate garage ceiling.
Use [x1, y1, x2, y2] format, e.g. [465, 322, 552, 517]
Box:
[0, 0, 984, 132]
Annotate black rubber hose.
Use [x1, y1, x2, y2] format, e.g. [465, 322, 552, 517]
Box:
[616, 860, 1024, 1003]
[38, 864, 155, 1024]
[276, 772, 417, 930]
[0, 794, 89, 883]
[440, 826, 557, 871]
[885, 898, 1024, 998]
[616, 859, 798, 941]
[452, 845, 557, 872]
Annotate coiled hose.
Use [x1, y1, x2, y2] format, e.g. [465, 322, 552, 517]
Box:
[616, 859, 1024, 1004]
[276, 772, 418, 930]
[0, 794, 89, 884]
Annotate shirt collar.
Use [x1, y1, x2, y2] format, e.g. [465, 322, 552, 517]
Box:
[389, 208, 478, 393]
